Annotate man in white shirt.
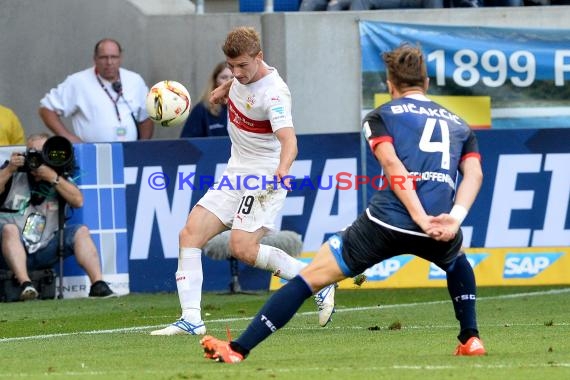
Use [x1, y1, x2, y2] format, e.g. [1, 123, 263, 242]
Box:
[38, 38, 153, 143]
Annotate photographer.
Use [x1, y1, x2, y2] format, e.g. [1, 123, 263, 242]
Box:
[0, 133, 115, 300]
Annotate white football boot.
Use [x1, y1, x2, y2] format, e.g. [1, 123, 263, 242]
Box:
[150, 318, 206, 336]
[314, 283, 336, 327]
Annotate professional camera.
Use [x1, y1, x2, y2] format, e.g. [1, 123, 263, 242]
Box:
[20, 136, 75, 175]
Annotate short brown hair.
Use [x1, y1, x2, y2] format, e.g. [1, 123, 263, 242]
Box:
[382, 43, 427, 91]
[222, 27, 261, 59]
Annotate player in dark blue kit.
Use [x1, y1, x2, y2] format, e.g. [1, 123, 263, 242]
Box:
[199, 43, 486, 363]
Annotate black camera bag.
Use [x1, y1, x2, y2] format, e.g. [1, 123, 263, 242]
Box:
[0, 269, 56, 302]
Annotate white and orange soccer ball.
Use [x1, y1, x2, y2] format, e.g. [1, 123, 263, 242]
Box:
[145, 80, 191, 127]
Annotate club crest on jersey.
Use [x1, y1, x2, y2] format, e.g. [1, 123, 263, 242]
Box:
[246, 94, 256, 110]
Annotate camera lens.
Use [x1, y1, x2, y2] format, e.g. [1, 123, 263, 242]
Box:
[25, 150, 44, 170]
[41, 136, 74, 174]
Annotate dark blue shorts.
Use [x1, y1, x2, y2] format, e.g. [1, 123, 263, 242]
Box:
[0, 224, 83, 271]
[327, 211, 463, 277]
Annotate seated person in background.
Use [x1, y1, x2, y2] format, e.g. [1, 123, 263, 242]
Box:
[0, 133, 115, 300]
[180, 62, 233, 138]
[0, 104, 26, 146]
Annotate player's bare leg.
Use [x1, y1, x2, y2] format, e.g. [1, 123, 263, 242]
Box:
[230, 228, 336, 327]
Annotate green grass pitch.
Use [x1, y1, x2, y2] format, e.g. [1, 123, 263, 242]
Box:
[1, 286, 569, 379]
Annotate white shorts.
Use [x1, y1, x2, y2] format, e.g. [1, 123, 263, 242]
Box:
[197, 173, 287, 233]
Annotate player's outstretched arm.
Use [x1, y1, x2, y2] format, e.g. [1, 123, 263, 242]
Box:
[209, 78, 233, 105]
[274, 127, 298, 190]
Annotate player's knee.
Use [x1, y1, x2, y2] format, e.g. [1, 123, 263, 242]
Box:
[75, 225, 90, 238]
[179, 219, 202, 241]
[228, 236, 256, 265]
[1, 223, 19, 238]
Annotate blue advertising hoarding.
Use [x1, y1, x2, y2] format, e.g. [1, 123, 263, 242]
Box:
[3, 126, 567, 294]
[123, 129, 568, 292]
[365, 128, 570, 248]
[122, 134, 362, 293]
[360, 21, 570, 129]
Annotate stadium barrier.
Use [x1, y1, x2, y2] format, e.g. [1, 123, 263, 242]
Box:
[1, 127, 568, 296]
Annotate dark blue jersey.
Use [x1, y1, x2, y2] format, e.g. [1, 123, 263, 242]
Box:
[363, 94, 480, 232]
[180, 102, 229, 138]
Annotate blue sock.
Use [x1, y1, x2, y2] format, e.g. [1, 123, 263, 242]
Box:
[444, 254, 479, 342]
[233, 275, 313, 353]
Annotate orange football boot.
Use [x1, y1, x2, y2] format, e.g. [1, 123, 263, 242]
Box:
[454, 336, 487, 356]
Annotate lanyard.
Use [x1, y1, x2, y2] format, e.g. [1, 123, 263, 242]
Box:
[95, 69, 122, 123]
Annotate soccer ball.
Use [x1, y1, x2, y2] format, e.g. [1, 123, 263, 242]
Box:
[145, 80, 191, 127]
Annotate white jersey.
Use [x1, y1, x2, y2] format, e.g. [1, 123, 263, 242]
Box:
[40, 67, 149, 142]
[226, 67, 293, 175]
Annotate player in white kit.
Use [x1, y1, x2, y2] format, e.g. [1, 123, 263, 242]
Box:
[151, 26, 335, 336]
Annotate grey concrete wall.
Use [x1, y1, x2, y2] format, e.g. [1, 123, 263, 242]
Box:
[267, 7, 570, 135]
[1, 0, 569, 140]
[0, 0, 257, 140]
[0, 0, 148, 135]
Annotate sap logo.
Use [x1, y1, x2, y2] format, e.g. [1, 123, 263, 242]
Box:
[503, 253, 563, 278]
[429, 254, 489, 280]
[364, 256, 413, 281]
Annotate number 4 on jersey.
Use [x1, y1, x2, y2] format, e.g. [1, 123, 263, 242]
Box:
[419, 118, 450, 170]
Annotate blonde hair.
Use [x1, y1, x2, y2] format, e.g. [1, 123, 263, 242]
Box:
[222, 26, 262, 59]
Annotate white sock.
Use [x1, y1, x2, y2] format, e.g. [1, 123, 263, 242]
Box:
[176, 247, 203, 321]
[254, 244, 307, 280]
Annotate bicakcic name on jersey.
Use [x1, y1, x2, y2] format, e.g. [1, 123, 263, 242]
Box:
[390, 103, 462, 125]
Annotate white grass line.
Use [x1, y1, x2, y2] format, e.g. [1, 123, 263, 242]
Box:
[332, 287, 570, 313]
[273, 321, 570, 332]
[1, 287, 569, 343]
[201, 321, 570, 336]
